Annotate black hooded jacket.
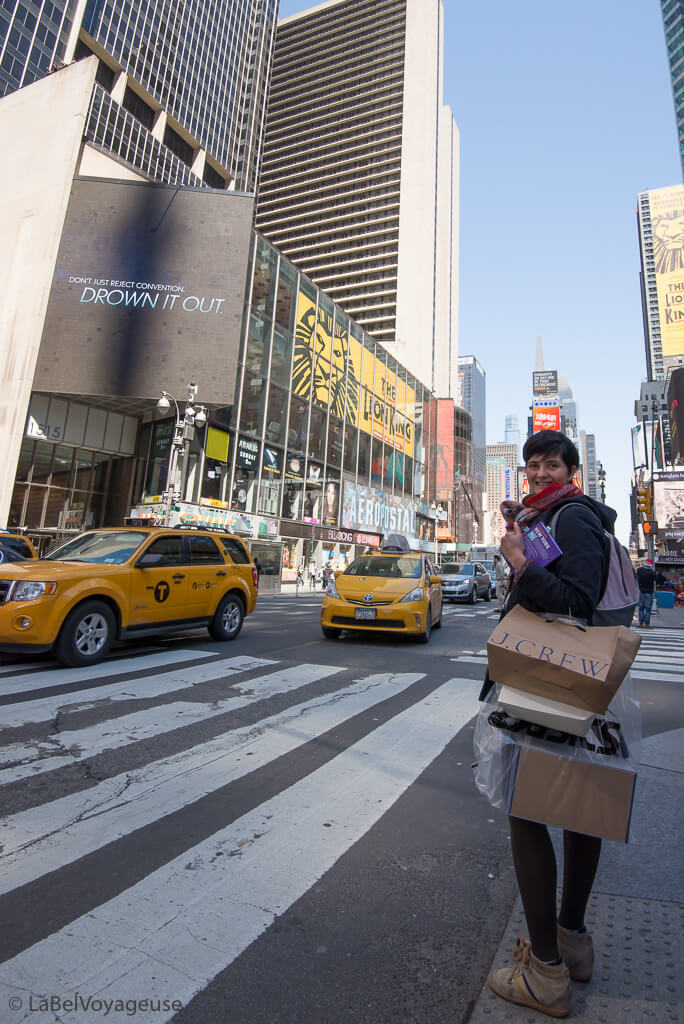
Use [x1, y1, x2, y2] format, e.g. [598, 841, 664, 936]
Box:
[504, 495, 616, 625]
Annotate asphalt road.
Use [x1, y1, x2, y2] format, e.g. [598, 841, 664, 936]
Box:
[0, 596, 681, 1024]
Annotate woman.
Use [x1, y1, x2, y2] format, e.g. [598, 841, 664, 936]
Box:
[487, 430, 614, 1019]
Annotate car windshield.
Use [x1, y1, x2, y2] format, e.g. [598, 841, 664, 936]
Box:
[440, 563, 472, 575]
[45, 531, 148, 565]
[346, 555, 421, 579]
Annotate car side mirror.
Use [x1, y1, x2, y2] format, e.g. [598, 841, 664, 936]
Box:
[429, 574, 441, 585]
[136, 552, 163, 568]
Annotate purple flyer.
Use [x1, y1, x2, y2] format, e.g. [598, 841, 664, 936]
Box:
[522, 522, 563, 567]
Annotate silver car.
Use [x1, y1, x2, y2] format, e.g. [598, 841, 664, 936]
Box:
[438, 561, 492, 604]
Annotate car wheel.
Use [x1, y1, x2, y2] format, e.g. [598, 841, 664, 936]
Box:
[55, 600, 115, 667]
[484, 587, 492, 602]
[322, 626, 342, 639]
[470, 586, 478, 604]
[417, 610, 432, 643]
[433, 600, 442, 629]
[209, 593, 244, 641]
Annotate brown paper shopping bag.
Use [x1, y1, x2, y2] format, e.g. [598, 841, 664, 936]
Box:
[486, 605, 641, 714]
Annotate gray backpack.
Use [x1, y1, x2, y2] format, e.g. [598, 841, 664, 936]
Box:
[548, 503, 638, 627]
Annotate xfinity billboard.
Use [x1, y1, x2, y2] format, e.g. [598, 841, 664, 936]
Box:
[35, 178, 254, 405]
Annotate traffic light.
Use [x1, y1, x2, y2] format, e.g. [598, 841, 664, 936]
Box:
[637, 488, 651, 518]
[643, 520, 658, 536]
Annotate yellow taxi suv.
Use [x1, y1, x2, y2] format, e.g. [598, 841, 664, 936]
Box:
[0, 531, 38, 563]
[320, 539, 442, 643]
[0, 526, 258, 667]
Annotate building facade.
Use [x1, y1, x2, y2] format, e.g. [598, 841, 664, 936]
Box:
[660, 0, 684, 178]
[504, 414, 520, 460]
[255, 0, 460, 396]
[2, 66, 448, 576]
[457, 354, 486, 486]
[0, 0, 277, 190]
[637, 185, 684, 381]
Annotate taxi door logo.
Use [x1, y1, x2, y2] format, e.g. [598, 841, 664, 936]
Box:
[154, 581, 170, 603]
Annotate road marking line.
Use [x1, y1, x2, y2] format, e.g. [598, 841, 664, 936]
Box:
[0, 672, 428, 894]
[0, 663, 339, 784]
[0, 679, 481, 1018]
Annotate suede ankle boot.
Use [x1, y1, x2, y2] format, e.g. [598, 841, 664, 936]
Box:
[557, 923, 594, 982]
[488, 937, 571, 1018]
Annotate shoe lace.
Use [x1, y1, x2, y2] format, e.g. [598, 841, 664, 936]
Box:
[506, 936, 531, 981]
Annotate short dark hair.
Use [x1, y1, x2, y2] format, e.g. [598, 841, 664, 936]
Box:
[522, 430, 579, 472]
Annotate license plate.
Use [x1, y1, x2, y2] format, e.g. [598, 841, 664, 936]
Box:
[355, 607, 377, 620]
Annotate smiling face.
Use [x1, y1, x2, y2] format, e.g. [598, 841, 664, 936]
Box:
[525, 450, 576, 494]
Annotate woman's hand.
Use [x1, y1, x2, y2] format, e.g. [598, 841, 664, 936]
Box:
[499, 521, 528, 574]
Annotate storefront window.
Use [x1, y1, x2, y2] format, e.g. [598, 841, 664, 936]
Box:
[265, 384, 288, 445]
[303, 461, 323, 522]
[322, 474, 340, 527]
[8, 483, 27, 527]
[388, 449, 404, 492]
[73, 450, 93, 492]
[245, 311, 271, 379]
[327, 414, 343, 468]
[24, 486, 46, 528]
[251, 236, 277, 319]
[282, 450, 305, 520]
[271, 324, 293, 387]
[258, 445, 282, 516]
[357, 430, 371, 482]
[239, 369, 266, 437]
[308, 405, 325, 461]
[15, 439, 34, 481]
[32, 443, 54, 486]
[370, 437, 385, 485]
[343, 422, 357, 474]
[231, 436, 259, 513]
[275, 260, 297, 333]
[43, 487, 68, 528]
[287, 395, 309, 452]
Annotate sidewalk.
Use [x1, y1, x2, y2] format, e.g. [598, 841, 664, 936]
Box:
[469, 617, 684, 1023]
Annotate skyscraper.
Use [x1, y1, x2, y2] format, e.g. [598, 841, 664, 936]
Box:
[0, 0, 277, 190]
[660, 0, 684, 178]
[255, 0, 460, 396]
[504, 414, 521, 460]
[558, 377, 579, 442]
[637, 184, 684, 381]
[457, 355, 486, 485]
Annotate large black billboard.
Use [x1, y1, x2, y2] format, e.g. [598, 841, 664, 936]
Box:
[35, 178, 254, 405]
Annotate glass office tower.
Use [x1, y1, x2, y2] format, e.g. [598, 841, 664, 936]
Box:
[0, 0, 277, 190]
[661, 0, 684, 177]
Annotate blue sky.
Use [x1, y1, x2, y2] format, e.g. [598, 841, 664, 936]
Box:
[275, 0, 681, 541]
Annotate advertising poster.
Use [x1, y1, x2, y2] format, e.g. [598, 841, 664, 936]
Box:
[342, 481, 416, 538]
[532, 370, 558, 395]
[649, 184, 684, 358]
[532, 406, 561, 431]
[654, 476, 684, 539]
[292, 289, 415, 457]
[36, 180, 253, 403]
[321, 480, 339, 527]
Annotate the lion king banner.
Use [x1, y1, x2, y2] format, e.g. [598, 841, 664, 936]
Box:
[293, 290, 415, 458]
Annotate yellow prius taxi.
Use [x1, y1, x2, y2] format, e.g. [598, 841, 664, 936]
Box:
[0, 526, 258, 667]
[320, 537, 442, 643]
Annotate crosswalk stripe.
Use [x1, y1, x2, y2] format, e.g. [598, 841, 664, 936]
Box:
[0, 679, 481, 1019]
[0, 648, 243, 701]
[0, 671, 428, 896]
[0, 654, 277, 729]
[0, 663, 341, 785]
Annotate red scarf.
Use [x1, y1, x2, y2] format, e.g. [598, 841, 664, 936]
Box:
[501, 482, 584, 526]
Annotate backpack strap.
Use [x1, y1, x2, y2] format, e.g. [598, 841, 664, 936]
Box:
[547, 501, 611, 596]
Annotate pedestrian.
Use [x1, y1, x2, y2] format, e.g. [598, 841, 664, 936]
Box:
[309, 562, 317, 591]
[493, 552, 507, 610]
[321, 564, 333, 590]
[485, 429, 615, 1019]
[253, 557, 262, 587]
[636, 558, 656, 628]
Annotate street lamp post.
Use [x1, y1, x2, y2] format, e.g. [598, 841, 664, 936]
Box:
[597, 462, 606, 504]
[157, 382, 207, 526]
[431, 501, 443, 565]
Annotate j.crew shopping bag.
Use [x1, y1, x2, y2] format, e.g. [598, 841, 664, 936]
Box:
[486, 605, 641, 714]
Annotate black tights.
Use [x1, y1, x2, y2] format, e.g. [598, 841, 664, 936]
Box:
[509, 817, 602, 962]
